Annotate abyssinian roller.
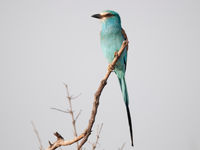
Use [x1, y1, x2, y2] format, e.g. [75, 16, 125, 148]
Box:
[92, 10, 134, 146]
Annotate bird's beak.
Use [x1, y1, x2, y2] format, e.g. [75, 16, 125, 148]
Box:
[91, 14, 102, 19]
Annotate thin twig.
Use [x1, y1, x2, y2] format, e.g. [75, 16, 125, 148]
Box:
[31, 121, 44, 150]
[118, 143, 126, 150]
[45, 40, 128, 150]
[75, 110, 82, 122]
[51, 107, 70, 114]
[92, 123, 103, 150]
[63, 83, 80, 149]
[71, 93, 82, 100]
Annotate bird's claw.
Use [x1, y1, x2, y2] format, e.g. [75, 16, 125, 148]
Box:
[114, 52, 118, 57]
[108, 64, 115, 72]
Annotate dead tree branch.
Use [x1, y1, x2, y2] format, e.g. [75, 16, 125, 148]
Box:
[50, 107, 70, 114]
[92, 123, 103, 150]
[64, 83, 81, 149]
[47, 132, 85, 150]
[75, 110, 82, 122]
[45, 40, 128, 150]
[31, 121, 44, 150]
[118, 143, 126, 150]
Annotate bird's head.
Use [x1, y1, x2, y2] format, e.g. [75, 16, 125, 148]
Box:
[91, 10, 121, 26]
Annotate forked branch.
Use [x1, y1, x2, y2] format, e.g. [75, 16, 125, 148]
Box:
[46, 40, 128, 150]
[64, 83, 81, 149]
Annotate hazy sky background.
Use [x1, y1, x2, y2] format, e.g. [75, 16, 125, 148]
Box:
[0, 0, 200, 149]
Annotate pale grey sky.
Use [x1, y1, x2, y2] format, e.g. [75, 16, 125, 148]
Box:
[0, 0, 200, 149]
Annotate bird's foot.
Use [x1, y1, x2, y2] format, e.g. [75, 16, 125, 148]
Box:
[114, 52, 118, 57]
[108, 64, 115, 72]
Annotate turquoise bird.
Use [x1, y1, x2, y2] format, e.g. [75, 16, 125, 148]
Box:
[92, 10, 133, 146]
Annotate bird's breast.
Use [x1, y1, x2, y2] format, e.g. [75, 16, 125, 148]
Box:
[100, 29, 124, 63]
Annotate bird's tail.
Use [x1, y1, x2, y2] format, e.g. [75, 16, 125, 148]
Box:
[118, 76, 134, 146]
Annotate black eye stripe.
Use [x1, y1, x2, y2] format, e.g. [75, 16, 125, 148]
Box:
[104, 13, 114, 17]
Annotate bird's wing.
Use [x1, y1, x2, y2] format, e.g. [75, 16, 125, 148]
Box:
[121, 28, 128, 70]
[121, 28, 128, 51]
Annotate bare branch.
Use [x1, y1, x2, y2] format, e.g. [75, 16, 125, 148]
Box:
[45, 40, 128, 150]
[97, 123, 103, 136]
[64, 83, 81, 149]
[92, 123, 103, 150]
[75, 110, 82, 122]
[51, 107, 70, 114]
[118, 143, 126, 150]
[31, 121, 44, 150]
[46, 132, 85, 150]
[71, 93, 82, 100]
